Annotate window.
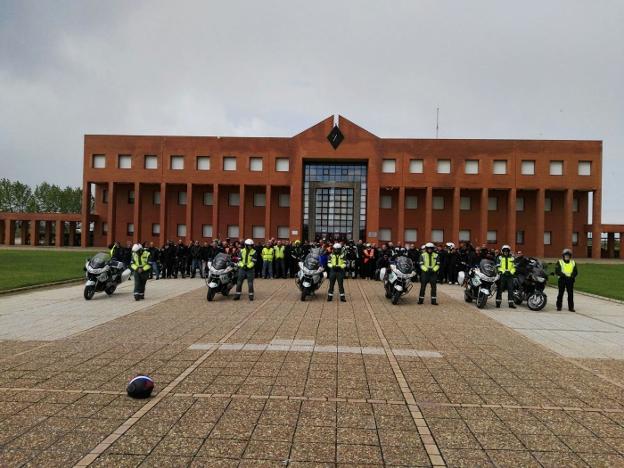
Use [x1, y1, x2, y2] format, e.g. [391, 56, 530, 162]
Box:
[572, 232, 579, 245]
[177, 224, 187, 237]
[550, 160, 563, 176]
[197, 156, 210, 170]
[153, 191, 160, 205]
[253, 193, 266, 207]
[223, 157, 237, 171]
[465, 160, 479, 174]
[92, 154, 106, 168]
[152, 223, 160, 236]
[379, 228, 392, 242]
[202, 225, 213, 237]
[460, 196, 471, 210]
[178, 191, 187, 205]
[277, 226, 289, 239]
[516, 197, 525, 211]
[145, 155, 158, 169]
[250, 157, 263, 171]
[102, 222, 108, 234]
[459, 230, 471, 242]
[102, 188, 108, 204]
[127, 223, 134, 235]
[405, 229, 418, 243]
[382, 159, 396, 173]
[578, 161, 592, 176]
[487, 230, 497, 243]
[405, 195, 418, 209]
[203, 192, 213, 206]
[521, 160, 535, 175]
[488, 196, 498, 211]
[252, 226, 265, 239]
[573, 198, 579, 212]
[432, 196, 444, 210]
[493, 160, 507, 175]
[545, 197, 552, 212]
[516, 230, 525, 245]
[380, 195, 392, 209]
[409, 159, 424, 173]
[437, 159, 451, 174]
[278, 193, 290, 207]
[118, 154, 132, 169]
[128, 190, 135, 205]
[432, 229, 444, 243]
[170, 155, 184, 170]
[228, 193, 240, 206]
[227, 225, 239, 238]
[544, 231, 552, 245]
[275, 158, 290, 172]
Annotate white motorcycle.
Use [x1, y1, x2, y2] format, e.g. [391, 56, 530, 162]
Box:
[296, 253, 325, 301]
[464, 259, 499, 309]
[83, 252, 130, 300]
[206, 253, 238, 301]
[382, 256, 416, 305]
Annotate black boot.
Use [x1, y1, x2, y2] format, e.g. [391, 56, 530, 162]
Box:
[340, 295, 346, 303]
[233, 295, 240, 301]
[249, 294, 254, 302]
[509, 303, 516, 309]
[327, 295, 333, 302]
[418, 298, 424, 304]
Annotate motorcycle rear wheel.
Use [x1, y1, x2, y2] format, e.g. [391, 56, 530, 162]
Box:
[84, 285, 95, 301]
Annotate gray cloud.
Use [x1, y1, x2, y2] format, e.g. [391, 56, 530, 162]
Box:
[1, 0, 622, 222]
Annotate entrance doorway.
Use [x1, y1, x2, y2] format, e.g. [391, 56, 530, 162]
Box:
[308, 182, 360, 242]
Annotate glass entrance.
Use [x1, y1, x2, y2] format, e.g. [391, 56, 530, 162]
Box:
[313, 186, 355, 241]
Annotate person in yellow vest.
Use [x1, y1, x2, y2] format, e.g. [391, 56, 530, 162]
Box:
[274, 241, 286, 279]
[555, 248, 578, 312]
[327, 242, 347, 302]
[234, 239, 257, 301]
[261, 241, 274, 279]
[418, 242, 440, 305]
[495, 244, 516, 309]
[130, 243, 151, 301]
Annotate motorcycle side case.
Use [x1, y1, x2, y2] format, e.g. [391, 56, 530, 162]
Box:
[121, 268, 132, 282]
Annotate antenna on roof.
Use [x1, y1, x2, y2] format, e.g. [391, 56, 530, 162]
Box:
[435, 107, 439, 139]
[333, 114, 339, 127]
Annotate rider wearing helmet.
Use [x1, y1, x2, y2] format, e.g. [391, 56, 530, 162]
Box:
[418, 242, 440, 305]
[234, 239, 257, 301]
[555, 248, 578, 312]
[495, 244, 516, 309]
[130, 243, 151, 301]
[327, 242, 347, 302]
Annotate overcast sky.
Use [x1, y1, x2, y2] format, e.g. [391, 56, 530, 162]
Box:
[1, 1, 623, 222]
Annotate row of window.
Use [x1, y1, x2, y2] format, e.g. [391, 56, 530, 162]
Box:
[381, 158, 593, 176]
[379, 194, 580, 212]
[92, 154, 291, 172]
[101, 222, 290, 240]
[379, 228, 580, 246]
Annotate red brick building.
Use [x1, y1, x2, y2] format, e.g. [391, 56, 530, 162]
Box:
[2, 115, 619, 257]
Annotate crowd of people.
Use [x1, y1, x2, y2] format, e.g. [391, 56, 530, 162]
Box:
[111, 237, 578, 311]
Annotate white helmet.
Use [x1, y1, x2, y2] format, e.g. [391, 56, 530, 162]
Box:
[446, 242, 455, 249]
[562, 248, 572, 256]
[245, 238, 254, 246]
[333, 243, 342, 250]
[132, 243, 142, 253]
[425, 242, 435, 249]
[420, 244, 426, 250]
[501, 244, 511, 252]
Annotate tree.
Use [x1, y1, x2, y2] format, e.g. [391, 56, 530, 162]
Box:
[0, 179, 82, 213]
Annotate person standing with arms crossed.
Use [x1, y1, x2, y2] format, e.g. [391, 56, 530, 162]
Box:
[234, 239, 256, 301]
[555, 248, 578, 312]
[495, 244, 517, 309]
[327, 242, 347, 302]
[418, 242, 440, 305]
[130, 244, 151, 301]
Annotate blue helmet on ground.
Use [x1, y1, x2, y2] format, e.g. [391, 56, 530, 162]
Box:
[127, 375, 154, 399]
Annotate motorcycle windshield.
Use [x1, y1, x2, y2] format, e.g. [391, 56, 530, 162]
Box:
[395, 256, 414, 275]
[479, 259, 496, 277]
[90, 252, 110, 268]
[212, 253, 231, 270]
[303, 255, 320, 270]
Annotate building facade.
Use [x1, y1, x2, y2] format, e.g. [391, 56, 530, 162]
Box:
[70, 115, 609, 258]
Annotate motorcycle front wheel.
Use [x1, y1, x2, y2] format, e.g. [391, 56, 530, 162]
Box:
[527, 293, 547, 311]
[84, 285, 95, 301]
[384, 283, 392, 299]
[301, 289, 307, 302]
[207, 288, 217, 302]
[476, 293, 488, 309]
[391, 290, 401, 305]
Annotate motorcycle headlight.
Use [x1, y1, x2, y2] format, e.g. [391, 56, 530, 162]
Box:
[536, 277, 545, 283]
[97, 272, 108, 281]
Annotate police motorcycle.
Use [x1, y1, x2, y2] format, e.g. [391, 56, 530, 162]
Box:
[205, 253, 238, 301]
[83, 252, 130, 300]
[512, 257, 548, 311]
[464, 259, 499, 309]
[382, 255, 416, 305]
[296, 249, 325, 301]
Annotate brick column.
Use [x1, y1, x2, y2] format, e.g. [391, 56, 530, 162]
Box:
[159, 182, 167, 246]
[68, 222, 76, 246]
[6, 220, 15, 245]
[81, 182, 90, 248]
[592, 188, 602, 259]
[265, 185, 272, 239]
[289, 155, 302, 241]
[535, 188, 545, 257]
[620, 233, 624, 260]
[397, 186, 405, 244]
[238, 184, 245, 240]
[507, 188, 517, 251]
[479, 188, 488, 247]
[451, 187, 460, 245]
[44, 221, 52, 245]
[607, 233, 615, 258]
[185, 182, 193, 241]
[212, 184, 219, 240]
[563, 189, 573, 250]
[133, 182, 141, 243]
[28, 220, 38, 246]
[55, 220, 64, 247]
[106, 181, 117, 247]
[424, 186, 433, 242]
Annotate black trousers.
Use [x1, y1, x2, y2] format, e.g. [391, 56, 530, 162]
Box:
[496, 274, 514, 304]
[236, 268, 255, 296]
[328, 269, 345, 297]
[556, 277, 574, 310]
[419, 270, 438, 302]
[133, 270, 149, 298]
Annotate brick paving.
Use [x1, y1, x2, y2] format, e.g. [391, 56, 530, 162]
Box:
[0, 278, 623, 466]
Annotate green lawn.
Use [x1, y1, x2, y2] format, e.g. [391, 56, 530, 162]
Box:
[546, 263, 624, 301]
[0, 250, 101, 291]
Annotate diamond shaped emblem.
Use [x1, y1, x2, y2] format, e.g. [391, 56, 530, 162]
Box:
[327, 125, 344, 150]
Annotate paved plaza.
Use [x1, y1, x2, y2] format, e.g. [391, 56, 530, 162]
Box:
[1, 279, 624, 467]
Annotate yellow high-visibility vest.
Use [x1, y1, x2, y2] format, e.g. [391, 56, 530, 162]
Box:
[329, 253, 346, 269]
[420, 252, 439, 272]
[238, 248, 255, 269]
[131, 251, 151, 271]
[497, 256, 516, 274]
[262, 247, 274, 261]
[559, 259, 576, 277]
[274, 246, 285, 259]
